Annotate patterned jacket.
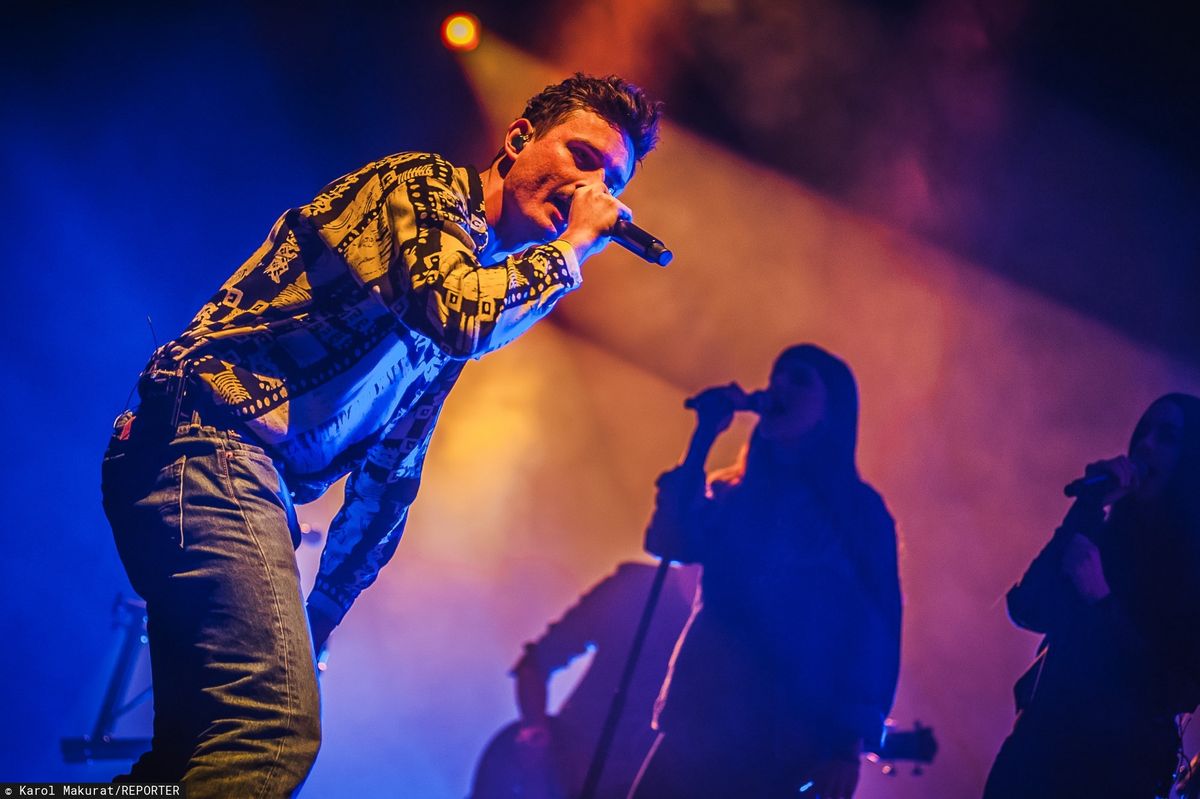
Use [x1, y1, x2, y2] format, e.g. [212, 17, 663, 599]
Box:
[140, 151, 582, 624]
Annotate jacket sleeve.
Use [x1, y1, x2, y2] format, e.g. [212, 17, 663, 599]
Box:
[299, 153, 583, 359]
[1005, 500, 1105, 634]
[306, 362, 461, 626]
[644, 464, 721, 564]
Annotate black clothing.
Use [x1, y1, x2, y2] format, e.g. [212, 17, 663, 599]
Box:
[637, 463, 902, 797]
[985, 500, 1200, 798]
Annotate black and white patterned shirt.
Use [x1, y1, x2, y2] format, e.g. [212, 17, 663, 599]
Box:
[141, 151, 582, 623]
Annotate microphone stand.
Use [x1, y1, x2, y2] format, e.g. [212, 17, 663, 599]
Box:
[578, 421, 713, 799]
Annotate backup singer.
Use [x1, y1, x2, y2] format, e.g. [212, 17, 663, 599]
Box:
[985, 393, 1200, 798]
[100, 74, 662, 797]
[632, 344, 902, 799]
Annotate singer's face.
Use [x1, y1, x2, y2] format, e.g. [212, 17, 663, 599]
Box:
[757, 362, 828, 443]
[1131, 399, 1185, 501]
[499, 110, 634, 248]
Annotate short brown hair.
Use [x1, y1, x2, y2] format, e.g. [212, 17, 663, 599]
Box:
[517, 73, 663, 163]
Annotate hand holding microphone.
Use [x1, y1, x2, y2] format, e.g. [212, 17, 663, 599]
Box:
[1064, 455, 1145, 505]
[561, 184, 674, 266]
[1058, 455, 1141, 603]
[684, 383, 765, 435]
[562, 183, 631, 262]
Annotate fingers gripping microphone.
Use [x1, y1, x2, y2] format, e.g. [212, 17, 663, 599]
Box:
[611, 219, 673, 266]
[683, 389, 767, 413]
[1063, 461, 1147, 498]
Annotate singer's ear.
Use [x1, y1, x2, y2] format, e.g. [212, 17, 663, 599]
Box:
[503, 119, 535, 161]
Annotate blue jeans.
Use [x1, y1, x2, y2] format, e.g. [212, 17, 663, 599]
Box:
[101, 405, 320, 798]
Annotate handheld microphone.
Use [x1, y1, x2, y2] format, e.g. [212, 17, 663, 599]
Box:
[611, 219, 673, 266]
[1063, 460, 1147, 498]
[683, 389, 767, 414]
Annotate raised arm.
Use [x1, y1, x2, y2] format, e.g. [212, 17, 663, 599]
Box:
[300, 153, 584, 359]
[1007, 499, 1106, 634]
[644, 385, 747, 563]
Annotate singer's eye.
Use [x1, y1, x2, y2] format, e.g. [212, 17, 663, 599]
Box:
[569, 144, 600, 173]
[568, 138, 629, 196]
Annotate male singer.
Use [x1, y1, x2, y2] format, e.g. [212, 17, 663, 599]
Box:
[99, 73, 662, 797]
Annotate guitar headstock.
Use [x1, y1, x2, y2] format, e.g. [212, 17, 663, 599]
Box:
[867, 721, 938, 775]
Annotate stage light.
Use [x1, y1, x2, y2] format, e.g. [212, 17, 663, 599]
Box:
[442, 13, 480, 52]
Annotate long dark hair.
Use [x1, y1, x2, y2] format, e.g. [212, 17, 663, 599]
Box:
[738, 344, 861, 501]
[710, 344, 898, 620]
[708, 344, 872, 544]
[1102, 393, 1200, 699]
[1109, 393, 1200, 543]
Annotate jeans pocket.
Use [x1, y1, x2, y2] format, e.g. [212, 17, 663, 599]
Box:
[105, 450, 188, 546]
[103, 449, 188, 600]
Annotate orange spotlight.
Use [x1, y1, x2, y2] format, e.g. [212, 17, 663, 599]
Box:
[442, 13, 480, 52]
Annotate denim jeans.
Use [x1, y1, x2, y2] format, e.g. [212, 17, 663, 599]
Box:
[101, 406, 321, 799]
